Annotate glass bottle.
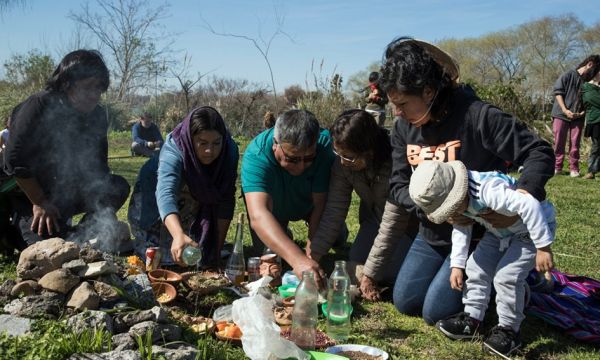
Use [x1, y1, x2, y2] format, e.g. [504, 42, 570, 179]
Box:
[291, 270, 318, 350]
[225, 213, 246, 285]
[181, 246, 202, 266]
[326, 260, 351, 342]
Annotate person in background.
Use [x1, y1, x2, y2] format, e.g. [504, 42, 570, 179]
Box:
[131, 111, 163, 157]
[128, 106, 238, 266]
[372, 37, 554, 326]
[582, 69, 600, 179]
[4, 49, 130, 245]
[308, 109, 415, 290]
[551, 55, 600, 177]
[364, 71, 388, 126]
[241, 109, 336, 288]
[0, 116, 10, 153]
[263, 111, 276, 129]
[409, 161, 555, 358]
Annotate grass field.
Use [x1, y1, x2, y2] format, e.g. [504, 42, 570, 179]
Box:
[0, 130, 599, 359]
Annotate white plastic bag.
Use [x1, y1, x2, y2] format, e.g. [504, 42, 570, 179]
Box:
[232, 295, 308, 360]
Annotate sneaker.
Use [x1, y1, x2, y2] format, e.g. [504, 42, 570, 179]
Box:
[435, 312, 480, 340]
[583, 172, 595, 180]
[483, 326, 522, 359]
[570, 171, 580, 177]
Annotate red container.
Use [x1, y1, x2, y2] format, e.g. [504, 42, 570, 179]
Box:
[145, 247, 162, 271]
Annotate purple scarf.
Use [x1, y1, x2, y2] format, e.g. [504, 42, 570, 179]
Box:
[171, 106, 236, 262]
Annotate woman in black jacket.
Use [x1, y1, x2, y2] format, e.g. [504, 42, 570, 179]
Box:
[362, 37, 554, 326]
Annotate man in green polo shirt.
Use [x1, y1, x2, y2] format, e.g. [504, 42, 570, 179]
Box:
[242, 109, 335, 287]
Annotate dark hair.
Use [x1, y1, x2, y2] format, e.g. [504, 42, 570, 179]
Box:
[274, 109, 320, 149]
[189, 106, 227, 137]
[379, 36, 454, 120]
[368, 71, 380, 83]
[46, 50, 110, 92]
[578, 54, 600, 82]
[330, 109, 391, 169]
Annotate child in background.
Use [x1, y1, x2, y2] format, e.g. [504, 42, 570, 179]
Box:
[409, 160, 555, 359]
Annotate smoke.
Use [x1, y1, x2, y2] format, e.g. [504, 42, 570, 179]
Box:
[67, 207, 132, 254]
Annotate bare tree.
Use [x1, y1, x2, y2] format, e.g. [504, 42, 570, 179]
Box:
[201, 4, 294, 101]
[170, 54, 213, 113]
[69, 0, 173, 102]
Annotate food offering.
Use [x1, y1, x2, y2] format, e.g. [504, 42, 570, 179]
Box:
[273, 305, 293, 326]
[148, 269, 183, 286]
[326, 344, 389, 360]
[152, 282, 177, 304]
[280, 328, 336, 349]
[215, 321, 243, 345]
[170, 310, 216, 334]
[182, 271, 231, 295]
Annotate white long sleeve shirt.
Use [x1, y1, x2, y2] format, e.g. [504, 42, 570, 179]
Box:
[450, 170, 555, 269]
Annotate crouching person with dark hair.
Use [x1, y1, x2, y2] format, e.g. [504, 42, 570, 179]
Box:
[4, 49, 130, 246]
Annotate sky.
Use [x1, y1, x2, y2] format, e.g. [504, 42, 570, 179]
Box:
[1, 0, 599, 93]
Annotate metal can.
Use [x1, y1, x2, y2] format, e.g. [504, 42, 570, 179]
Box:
[247, 256, 261, 282]
[145, 247, 162, 271]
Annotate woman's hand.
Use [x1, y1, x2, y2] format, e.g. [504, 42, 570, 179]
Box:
[31, 201, 61, 236]
[450, 267, 464, 291]
[170, 233, 197, 265]
[536, 246, 554, 273]
[359, 274, 382, 301]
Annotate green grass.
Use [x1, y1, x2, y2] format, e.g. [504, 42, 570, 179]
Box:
[0, 135, 599, 359]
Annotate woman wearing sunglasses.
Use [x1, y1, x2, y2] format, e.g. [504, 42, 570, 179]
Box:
[308, 109, 416, 294]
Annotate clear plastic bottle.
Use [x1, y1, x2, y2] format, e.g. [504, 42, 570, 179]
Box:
[326, 260, 351, 342]
[225, 213, 246, 285]
[181, 246, 202, 266]
[291, 270, 318, 350]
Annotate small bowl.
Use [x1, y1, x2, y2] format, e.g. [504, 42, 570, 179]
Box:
[148, 269, 183, 285]
[325, 344, 388, 360]
[278, 284, 297, 298]
[152, 282, 177, 304]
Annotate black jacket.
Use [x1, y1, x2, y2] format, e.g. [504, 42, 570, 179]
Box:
[389, 85, 554, 247]
[5, 90, 110, 208]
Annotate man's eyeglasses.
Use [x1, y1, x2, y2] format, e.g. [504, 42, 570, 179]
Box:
[332, 148, 357, 163]
[274, 138, 317, 164]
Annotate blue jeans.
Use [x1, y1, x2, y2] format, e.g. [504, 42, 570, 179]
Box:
[392, 234, 463, 325]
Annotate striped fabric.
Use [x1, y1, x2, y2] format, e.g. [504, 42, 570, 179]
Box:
[526, 269, 600, 345]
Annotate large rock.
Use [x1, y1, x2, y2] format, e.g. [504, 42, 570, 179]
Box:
[38, 268, 80, 294]
[93, 281, 120, 302]
[62, 259, 88, 273]
[67, 282, 100, 310]
[151, 344, 199, 360]
[3, 294, 64, 319]
[67, 310, 113, 334]
[79, 246, 104, 263]
[78, 261, 117, 279]
[0, 279, 16, 297]
[0, 314, 32, 336]
[11, 280, 40, 297]
[17, 238, 80, 280]
[67, 350, 140, 360]
[113, 306, 168, 333]
[128, 321, 182, 343]
[123, 274, 156, 309]
[111, 333, 136, 351]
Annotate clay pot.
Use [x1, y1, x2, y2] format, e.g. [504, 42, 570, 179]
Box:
[259, 254, 282, 287]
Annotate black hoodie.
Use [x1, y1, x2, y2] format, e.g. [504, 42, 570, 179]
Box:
[389, 85, 554, 247]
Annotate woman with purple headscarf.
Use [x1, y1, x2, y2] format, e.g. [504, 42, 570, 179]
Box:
[128, 106, 239, 266]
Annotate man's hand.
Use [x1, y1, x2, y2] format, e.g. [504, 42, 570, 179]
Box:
[170, 233, 197, 265]
[293, 257, 327, 290]
[31, 201, 61, 236]
[359, 274, 382, 301]
[147, 141, 155, 149]
[450, 267, 464, 291]
[536, 246, 554, 273]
